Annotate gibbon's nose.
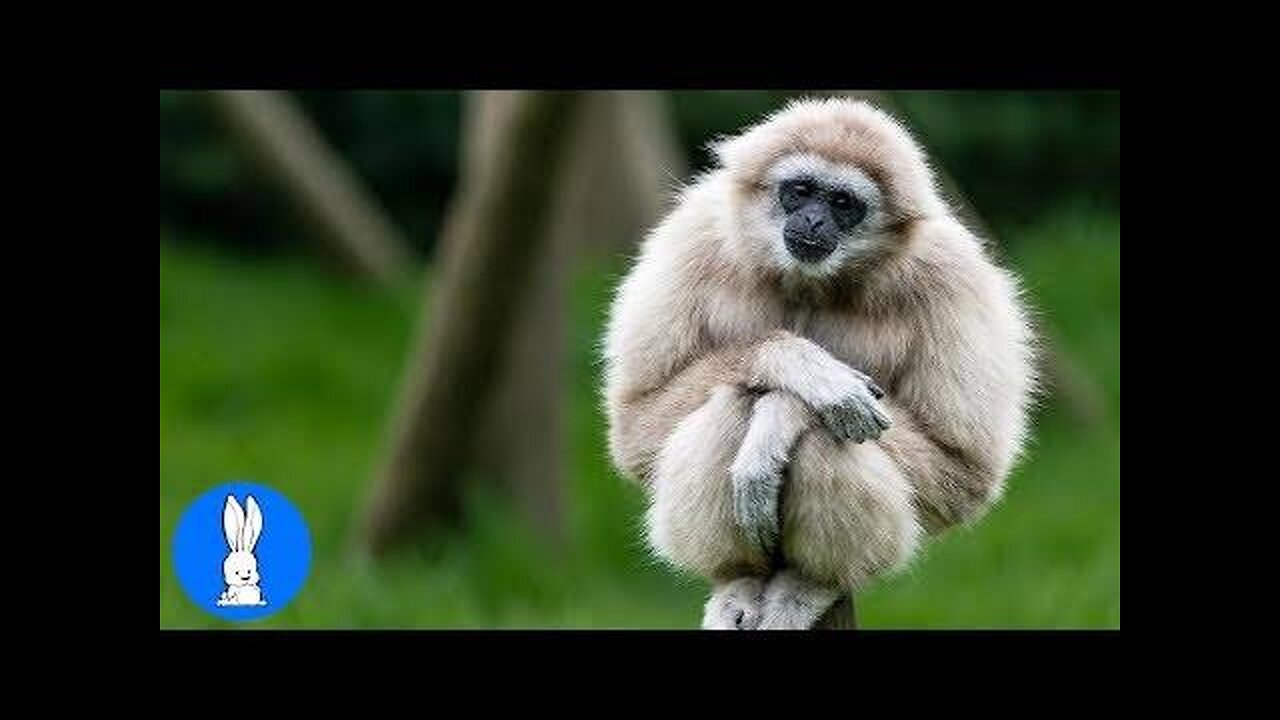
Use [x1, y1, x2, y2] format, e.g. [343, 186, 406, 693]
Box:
[801, 205, 831, 232]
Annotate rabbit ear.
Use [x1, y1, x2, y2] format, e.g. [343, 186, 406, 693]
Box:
[223, 495, 245, 551]
[242, 496, 263, 552]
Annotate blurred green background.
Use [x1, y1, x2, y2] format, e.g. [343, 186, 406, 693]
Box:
[159, 90, 1120, 628]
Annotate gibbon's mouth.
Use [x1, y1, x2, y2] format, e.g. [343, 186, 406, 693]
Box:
[238, 574, 251, 581]
[784, 234, 837, 263]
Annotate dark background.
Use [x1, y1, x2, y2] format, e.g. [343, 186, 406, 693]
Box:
[160, 91, 1120, 255]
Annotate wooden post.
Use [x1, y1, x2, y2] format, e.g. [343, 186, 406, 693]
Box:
[208, 90, 414, 287]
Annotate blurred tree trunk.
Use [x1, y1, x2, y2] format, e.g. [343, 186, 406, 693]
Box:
[360, 91, 687, 553]
[462, 91, 572, 546]
[477, 92, 685, 542]
[552, 91, 687, 262]
[207, 90, 413, 286]
[359, 91, 583, 555]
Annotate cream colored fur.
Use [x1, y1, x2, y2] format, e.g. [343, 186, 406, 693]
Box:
[602, 97, 1037, 629]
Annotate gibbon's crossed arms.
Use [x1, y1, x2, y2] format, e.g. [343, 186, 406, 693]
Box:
[602, 97, 1037, 630]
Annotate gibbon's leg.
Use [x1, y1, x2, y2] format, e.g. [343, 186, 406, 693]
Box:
[779, 430, 922, 603]
[645, 385, 771, 581]
[702, 576, 766, 630]
[757, 568, 843, 630]
[730, 391, 815, 555]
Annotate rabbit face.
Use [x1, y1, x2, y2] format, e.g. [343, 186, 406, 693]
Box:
[222, 494, 263, 587]
[223, 551, 259, 587]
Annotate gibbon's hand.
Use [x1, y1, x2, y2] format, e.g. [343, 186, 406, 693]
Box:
[755, 335, 891, 444]
[809, 364, 891, 444]
[732, 456, 783, 556]
[729, 392, 810, 556]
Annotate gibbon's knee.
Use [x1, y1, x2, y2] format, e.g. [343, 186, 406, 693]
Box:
[644, 385, 771, 580]
[781, 431, 922, 592]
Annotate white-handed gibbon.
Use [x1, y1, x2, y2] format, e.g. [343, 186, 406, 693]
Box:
[603, 97, 1037, 629]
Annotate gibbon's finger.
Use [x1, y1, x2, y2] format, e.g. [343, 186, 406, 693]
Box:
[831, 406, 853, 440]
[854, 404, 880, 442]
[737, 498, 776, 555]
[736, 489, 759, 532]
[733, 485, 751, 528]
[841, 405, 865, 442]
[860, 413, 886, 439]
[848, 368, 884, 399]
[733, 475, 778, 552]
[840, 410, 866, 443]
[868, 401, 893, 431]
[754, 522, 778, 557]
[839, 396, 871, 436]
[834, 407, 855, 440]
[820, 405, 855, 441]
[847, 367, 878, 391]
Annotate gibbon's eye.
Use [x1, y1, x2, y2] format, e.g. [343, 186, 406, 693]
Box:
[779, 179, 816, 212]
[828, 190, 868, 228]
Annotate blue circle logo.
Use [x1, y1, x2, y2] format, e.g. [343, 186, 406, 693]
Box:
[172, 481, 312, 622]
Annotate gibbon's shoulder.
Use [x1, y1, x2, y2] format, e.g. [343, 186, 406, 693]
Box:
[655, 170, 731, 234]
[632, 170, 734, 267]
[866, 215, 1016, 315]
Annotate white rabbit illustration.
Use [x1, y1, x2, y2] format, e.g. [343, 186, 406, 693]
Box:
[216, 495, 267, 607]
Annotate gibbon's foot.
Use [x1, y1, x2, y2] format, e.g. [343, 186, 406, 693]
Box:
[813, 368, 891, 443]
[702, 577, 766, 630]
[757, 569, 842, 630]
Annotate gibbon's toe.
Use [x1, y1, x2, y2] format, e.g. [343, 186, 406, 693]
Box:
[702, 577, 765, 630]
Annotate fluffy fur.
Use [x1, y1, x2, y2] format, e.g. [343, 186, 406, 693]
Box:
[602, 97, 1037, 629]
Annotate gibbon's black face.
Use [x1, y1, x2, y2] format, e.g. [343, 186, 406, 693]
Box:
[778, 176, 868, 263]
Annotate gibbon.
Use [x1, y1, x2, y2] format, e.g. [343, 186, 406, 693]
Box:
[602, 97, 1036, 629]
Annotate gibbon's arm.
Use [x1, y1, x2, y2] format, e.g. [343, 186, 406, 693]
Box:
[873, 255, 1035, 533]
[606, 329, 887, 485]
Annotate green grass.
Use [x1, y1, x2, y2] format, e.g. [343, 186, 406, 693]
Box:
[159, 208, 1120, 629]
